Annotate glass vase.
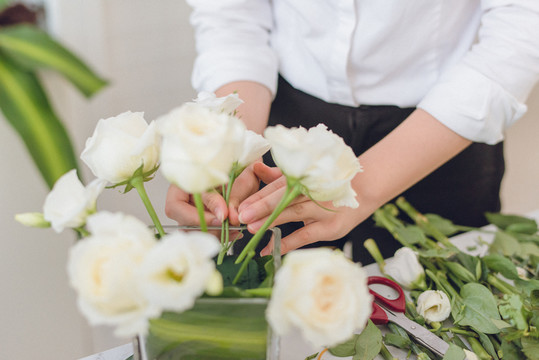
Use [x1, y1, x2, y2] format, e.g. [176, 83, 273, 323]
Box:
[133, 226, 281, 360]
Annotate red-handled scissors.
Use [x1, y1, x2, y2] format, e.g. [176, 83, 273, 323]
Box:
[367, 276, 450, 358]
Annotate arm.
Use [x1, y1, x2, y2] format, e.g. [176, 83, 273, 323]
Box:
[239, 109, 471, 255]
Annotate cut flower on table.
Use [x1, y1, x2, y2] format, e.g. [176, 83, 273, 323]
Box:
[362, 197, 539, 360]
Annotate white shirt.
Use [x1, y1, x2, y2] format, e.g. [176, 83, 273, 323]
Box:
[187, 0, 539, 144]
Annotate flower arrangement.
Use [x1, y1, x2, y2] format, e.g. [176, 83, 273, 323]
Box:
[16, 92, 373, 358]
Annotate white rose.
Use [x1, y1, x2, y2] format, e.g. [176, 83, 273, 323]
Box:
[264, 124, 362, 208]
[67, 212, 159, 337]
[266, 248, 373, 348]
[416, 290, 451, 323]
[140, 230, 221, 312]
[43, 169, 106, 233]
[235, 129, 271, 171]
[193, 91, 243, 115]
[157, 102, 245, 193]
[81, 111, 159, 184]
[384, 247, 426, 290]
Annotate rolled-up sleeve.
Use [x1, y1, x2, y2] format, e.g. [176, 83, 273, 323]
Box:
[418, 0, 539, 144]
[186, 0, 278, 96]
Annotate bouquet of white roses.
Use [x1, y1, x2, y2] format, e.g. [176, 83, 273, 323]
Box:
[16, 92, 373, 359]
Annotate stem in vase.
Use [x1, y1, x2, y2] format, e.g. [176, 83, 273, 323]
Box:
[233, 181, 302, 283]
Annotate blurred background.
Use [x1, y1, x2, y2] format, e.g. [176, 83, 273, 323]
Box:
[1, 1, 538, 359]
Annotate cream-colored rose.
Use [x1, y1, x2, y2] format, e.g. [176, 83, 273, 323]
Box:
[80, 111, 159, 184]
[193, 91, 243, 115]
[43, 169, 106, 233]
[157, 102, 245, 193]
[67, 212, 159, 337]
[264, 124, 362, 208]
[266, 248, 372, 348]
[416, 290, 451, 323]
[384, 247, 426, 290]
[234, 129, 271, 172]
[140, 230, 221, 312]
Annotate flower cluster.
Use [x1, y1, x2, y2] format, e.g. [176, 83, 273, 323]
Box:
[16, 92, 370, 349]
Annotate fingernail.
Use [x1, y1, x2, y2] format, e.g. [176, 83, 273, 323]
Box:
[214, 208, 224, 223]
[238, 208, 253, 224]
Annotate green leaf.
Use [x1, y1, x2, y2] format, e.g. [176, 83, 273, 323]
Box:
[456, 283, 501, 334]
[476, 331, 500, 360]
[304, 353, 319, 360]
[329, 334, 359, 357]
[352, 320, 382, 360]
[482, 254, 520, 280]
[0, 24, 107, 97]
[0, 54, 78, 188]
[417, 248, 458, 259]
[489, 231, 522, 257]
[216, 255, 261, 290]
[383, 333, 411, 349]
[425, 213, 460, 236]
[485, 212, 537, 233]
[498, 294, 529, 331]
[521, 336, 539, 360]
[500, 339, 525, 360]
[394, 225, 428, 246]
[442, 343, 466, 360]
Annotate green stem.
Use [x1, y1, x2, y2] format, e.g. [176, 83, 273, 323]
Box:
[235, 181, 302, 265]
[218, 171, 237, 264]
[440, 328, 478, 337]
[364, 238, 386, 271]
[396, 197, 457, 250]
[487, 274, 518, 294]
[466, 337, 492, 360]
[130, 175, 164, 237]
[379, 342, 397, 360]
[193, 193, 207, 232]
[233, 181, 302, 284]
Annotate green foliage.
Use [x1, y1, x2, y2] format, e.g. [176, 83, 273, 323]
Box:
[0, 19, 107, 188]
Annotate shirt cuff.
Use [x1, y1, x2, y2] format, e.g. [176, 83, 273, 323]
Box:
[191, 47, 279, 98]
[417, 64, 527, 145]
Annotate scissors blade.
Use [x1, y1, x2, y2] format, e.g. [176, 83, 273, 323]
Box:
[383, 307, 449, 357]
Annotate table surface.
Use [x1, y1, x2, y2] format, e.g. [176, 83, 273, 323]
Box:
[80, 209, 539, 360]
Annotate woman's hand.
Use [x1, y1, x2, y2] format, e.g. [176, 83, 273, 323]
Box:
[238, 163, 367, 256]
[165, 162, 263, 226]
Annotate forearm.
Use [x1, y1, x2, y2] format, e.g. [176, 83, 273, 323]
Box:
[216, 81, 272, 134]
[353, 108, 472, 219]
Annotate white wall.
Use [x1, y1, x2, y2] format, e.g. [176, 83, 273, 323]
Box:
[1, 1, 538, 359]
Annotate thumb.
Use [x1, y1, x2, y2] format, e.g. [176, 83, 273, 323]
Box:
[253, 162, 282, 184]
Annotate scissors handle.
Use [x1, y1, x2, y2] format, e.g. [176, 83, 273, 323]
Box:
[368, 276, 406, 312]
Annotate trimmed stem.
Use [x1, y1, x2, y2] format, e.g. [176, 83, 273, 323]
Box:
[487, 274, 518, 294]
[193, 193, 207, 232]
[364, 238, 386, 271]
[130, 175, 165, 237]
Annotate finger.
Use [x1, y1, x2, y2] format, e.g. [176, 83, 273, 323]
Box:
[260, 222, 335, 256]
[201, 191, 228, 224]
[238, 185, 289, 225]
[165, 185, 223, 226]
[238, 175, 287, 214]
[228, 167, 261, 225]
[253, 162, 282, 184]
[245, 199, 318, 232]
